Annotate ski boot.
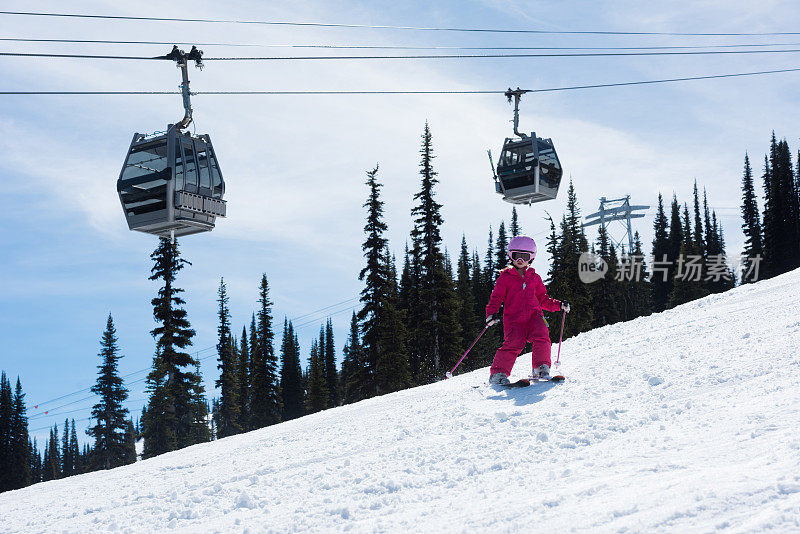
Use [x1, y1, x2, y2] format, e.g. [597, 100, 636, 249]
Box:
[531, 364, 550, 379]
[489, 373, 510, 385]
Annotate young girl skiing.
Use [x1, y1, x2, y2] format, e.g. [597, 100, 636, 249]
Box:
[486, 235, 570, 385]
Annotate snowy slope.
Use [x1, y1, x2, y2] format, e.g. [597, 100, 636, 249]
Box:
[3, 271, 800, 533]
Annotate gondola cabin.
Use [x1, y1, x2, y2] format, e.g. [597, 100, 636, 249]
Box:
[495, 133, 562, 205]
[117, 126, 226, 238]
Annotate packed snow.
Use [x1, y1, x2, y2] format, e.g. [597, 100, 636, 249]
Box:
[2, 270, 800, 533]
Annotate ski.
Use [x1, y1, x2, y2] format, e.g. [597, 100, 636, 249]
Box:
[502, 379, 531, 388]
[529, 375, 565, 383]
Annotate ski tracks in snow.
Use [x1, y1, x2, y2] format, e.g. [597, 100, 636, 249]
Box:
[2, 271, 800, 532]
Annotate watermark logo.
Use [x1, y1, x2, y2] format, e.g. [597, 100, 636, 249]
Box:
[578, 252, 608, 284]
[574, 254, 762, 284]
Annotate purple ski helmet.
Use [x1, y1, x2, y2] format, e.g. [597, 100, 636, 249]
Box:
[507, 235, 537, 262]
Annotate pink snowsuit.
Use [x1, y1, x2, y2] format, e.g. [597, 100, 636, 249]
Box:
[486, 266, 562, 377]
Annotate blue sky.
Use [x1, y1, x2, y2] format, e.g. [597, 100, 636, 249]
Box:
[3, 0, 800, 446]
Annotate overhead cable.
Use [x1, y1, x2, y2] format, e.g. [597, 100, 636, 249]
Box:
[5, 66, 798, 96]
[5, 38, 800, 51]
[6, 48, 800, 61]
[3, 11, 800, 36]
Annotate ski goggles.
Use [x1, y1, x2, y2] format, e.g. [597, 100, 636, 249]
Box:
[510, 250, 534, 262]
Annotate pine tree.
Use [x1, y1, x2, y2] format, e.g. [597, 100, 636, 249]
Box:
[7, 377, 30, 490]
[455, 236, 478, 371]
[250, 274, 281, 428]
[306, 340, 328, 413]
[88, 315, 131, 469]
[650, 194, 671, 312]
[408, 123, 462, 381]
[740, 154, 764, 283]
[123, 419, 137, 464]
[0, 372, 12, 491]
[547, 180, 593, 338]
[621, 232, 652, 320]
[495, 220, 509, 271]
[666, 194, 684, 299]
[762, 136, 778, 277]
[341, 312, 368, 404]
[61, 419, 72, 477]
[375, 249, 412, 394]
[591, 225, 622, 327]
[323, 319, 339, 407]
[215, 278, 241, 438]
[237, 325, 250, 427]
[398, 245, 422, 385]
[510, 206, 521, 237]
[358, 165, 411, 395]
[47, 424, 60, 480]
[142, 238, 207, 458]
[280, 319, 305, 421]
[68, 419, 80, 473]
[246, 314, 258, 429]
[30, 438, 41, 485]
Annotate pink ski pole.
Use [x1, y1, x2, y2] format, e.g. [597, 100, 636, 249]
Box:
[554, 310, 566, 368]
[445, 323, 491, 379]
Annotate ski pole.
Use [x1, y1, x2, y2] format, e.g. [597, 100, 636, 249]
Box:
[554, 310, 566, 368]
[445, 323, 491, 379]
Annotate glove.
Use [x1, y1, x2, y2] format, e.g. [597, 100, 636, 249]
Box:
[485, 314, 499, 326]
[560, 301, 571, 313]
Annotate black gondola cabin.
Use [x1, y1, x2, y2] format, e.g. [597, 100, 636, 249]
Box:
[495, 133, 562, 205]
[117, 126, 226, 238]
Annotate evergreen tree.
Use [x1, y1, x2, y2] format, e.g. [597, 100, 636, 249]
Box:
[47, 424, 60, 480]
[358, 165, 411, 395]
[760, 134, 800, 277]
[324, 319, 339, 407]
[692, 181, 705, 256]
[142, 238, 207, 458]
[61, 419, 72, 477]
[669, 203, 708, 307]
[591, 225, 622, 327]
[88, 315, 130, 470]
[123, 419, 137, 464]
[666, 194, 684, 297]
[341, 312, 368, 404]
[250, 274, 281, 428]
[408, 123, 462, 381]
[375, 249, 412, 394]
[237, 326, 250, 428]
[0, 372, 12, 491]
[547, 180, 592, 338]
[215, 278, 241, 438]
[740, 153, 764, 283]
[495, 220, 509, 271]
[620, 232, 652, 320]
[279, 319, 305, 421]
[30, 438, 41, 485]
[6, 377, 30, 490]
[455, 236, 478, 371]
[398, 245, 422, 385]
[68, 419, 80, 474]
[41, 437, 51, 482]
[305, 340, 328, 413]
[510, 206, 521, 236]
[651, 194, 671, 312]
[247, 314, 258, 429]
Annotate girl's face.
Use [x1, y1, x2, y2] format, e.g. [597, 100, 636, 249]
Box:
[510, 250, 534, 267]
[511, 250, 533, 269]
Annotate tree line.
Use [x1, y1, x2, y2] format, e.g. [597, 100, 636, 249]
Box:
[2, 128, 797, 493]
